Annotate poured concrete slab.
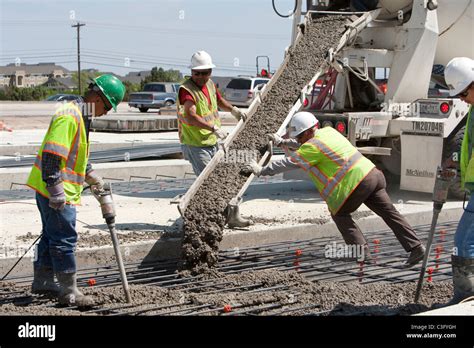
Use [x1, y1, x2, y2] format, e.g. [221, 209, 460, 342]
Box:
[91, 115, 178, 132]
[416, 301, 474, 315]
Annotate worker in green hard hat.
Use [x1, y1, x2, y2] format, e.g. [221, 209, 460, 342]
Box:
[26, 74, 126, 307]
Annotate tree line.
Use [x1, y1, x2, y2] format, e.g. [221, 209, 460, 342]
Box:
[0, 67, 183, 101]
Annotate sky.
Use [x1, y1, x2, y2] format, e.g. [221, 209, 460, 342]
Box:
[0, 0, 299, 77]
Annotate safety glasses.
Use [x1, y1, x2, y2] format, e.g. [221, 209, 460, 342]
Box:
[192, 70, 212, 76]
[458, 83, 473, 98]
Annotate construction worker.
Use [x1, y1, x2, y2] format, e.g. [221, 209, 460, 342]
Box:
[242, 111, 425, 265]
[177, 50, 247, 176]
[26, 74, 126, 306]
[443, 57, 474, 303]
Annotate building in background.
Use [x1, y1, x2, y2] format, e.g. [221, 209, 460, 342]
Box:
[0, 62, 71, 89]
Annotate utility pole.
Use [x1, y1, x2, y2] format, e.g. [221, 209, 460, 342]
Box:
[71, 22, 85, 94]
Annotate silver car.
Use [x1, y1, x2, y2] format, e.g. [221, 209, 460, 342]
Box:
[224, 77, 270, 107]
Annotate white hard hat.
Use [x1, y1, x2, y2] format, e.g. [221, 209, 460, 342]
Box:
[190, 50, 216, 70]
[445, 57, 474, 96]
[288, 111, 319, 138]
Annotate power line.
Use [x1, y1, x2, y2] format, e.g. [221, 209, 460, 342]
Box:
[80, 53, 258, 72]
[2, 19, 288, 41]
[0, 54, 76, 60]
[80, 48, 280, 71]
[79, 60, 255, 73]
[0, 47, 279, 71]
[71, 22, 86, 94]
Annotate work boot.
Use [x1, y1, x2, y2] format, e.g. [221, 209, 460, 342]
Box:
[431, 255, 474, 309]
[450, 255, 474, 304]
[225, 199, 254, 229]
[31, 265, 60, 295]
[404, 244, 425, 268]
[56, 272, 95, 307]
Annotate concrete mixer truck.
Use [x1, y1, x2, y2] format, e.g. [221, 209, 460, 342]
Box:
[279, 0, 473, 197]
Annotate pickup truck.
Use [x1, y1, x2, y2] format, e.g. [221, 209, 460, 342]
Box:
[128, 82, 180, 112]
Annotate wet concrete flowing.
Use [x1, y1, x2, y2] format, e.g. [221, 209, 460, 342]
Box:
[182, 16, 349, 273]
[0, 270, 453, 316]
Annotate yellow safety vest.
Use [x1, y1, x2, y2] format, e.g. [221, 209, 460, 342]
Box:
[27, 102, 89, 205]
[290, 127, 375, 214]
[177, 79, 221, 147]
[461, 106, 474, 193]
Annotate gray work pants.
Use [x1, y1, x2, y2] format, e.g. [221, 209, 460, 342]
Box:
[181, 144, 218, 176]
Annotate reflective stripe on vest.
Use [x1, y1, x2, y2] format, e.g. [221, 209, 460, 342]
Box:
[34, 156, 85, 185]
[307, 138, 346, 167]
[176, 109, 219, 125]
[42, 142, 70, 158]
[292, 143, 363, 200]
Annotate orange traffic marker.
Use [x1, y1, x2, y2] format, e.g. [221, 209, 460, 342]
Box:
[88, 278, 96, 286]
[223, 304, 232, 313]
[427, 267, 433, 282]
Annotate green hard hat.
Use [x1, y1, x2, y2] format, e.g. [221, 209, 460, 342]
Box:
[92, 74, 126, 111]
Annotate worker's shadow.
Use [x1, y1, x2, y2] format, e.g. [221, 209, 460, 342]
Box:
[85, 222, 175, 233]
[328, 302, 430, 316]
[115, 188, 187, 200]
[241, 180, 325, 204]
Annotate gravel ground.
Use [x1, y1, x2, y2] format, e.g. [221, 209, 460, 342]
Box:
[182, 15, 349, 274]
[0, 270, 453, 316]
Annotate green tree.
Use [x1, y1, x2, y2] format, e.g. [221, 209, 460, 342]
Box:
[140, 67, 183, 89]
[0, 86, 57, 101]
[71, 70, 102, 95]
[122, 81, 141, 102]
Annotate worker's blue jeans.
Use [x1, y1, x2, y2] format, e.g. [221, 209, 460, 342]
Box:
[35, 193, 77, 273]
[455, 194, 474, 258]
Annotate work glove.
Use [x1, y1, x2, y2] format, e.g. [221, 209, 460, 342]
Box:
[266, 133, 283, 146]
[266, 133, 300, 150]
[212, 125, 228, 140]
[85, 170, 105, 191]
[241, 160, 263, 177]
[231, 106, 247, 122]
[46, 183, 66, 211]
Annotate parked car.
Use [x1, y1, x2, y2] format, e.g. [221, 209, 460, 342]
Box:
[428, 80, 450, 98]
[224, 76, 270, 107]
[44, 94, 83, 103]
[128, 82, 180, 112]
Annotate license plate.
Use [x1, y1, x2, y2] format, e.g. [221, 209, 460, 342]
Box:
[419, 103, 439, 115]
[232, 93, 241, 98]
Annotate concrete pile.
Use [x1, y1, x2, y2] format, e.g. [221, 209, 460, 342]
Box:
[182, 15, 349, 273]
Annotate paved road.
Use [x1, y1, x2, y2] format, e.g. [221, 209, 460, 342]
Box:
[0, 101, 175, 117]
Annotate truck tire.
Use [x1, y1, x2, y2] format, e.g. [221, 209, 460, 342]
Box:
[164, 100, 174, 107]
[139, 107, 149, 113]
[443, 126, 465, 199]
